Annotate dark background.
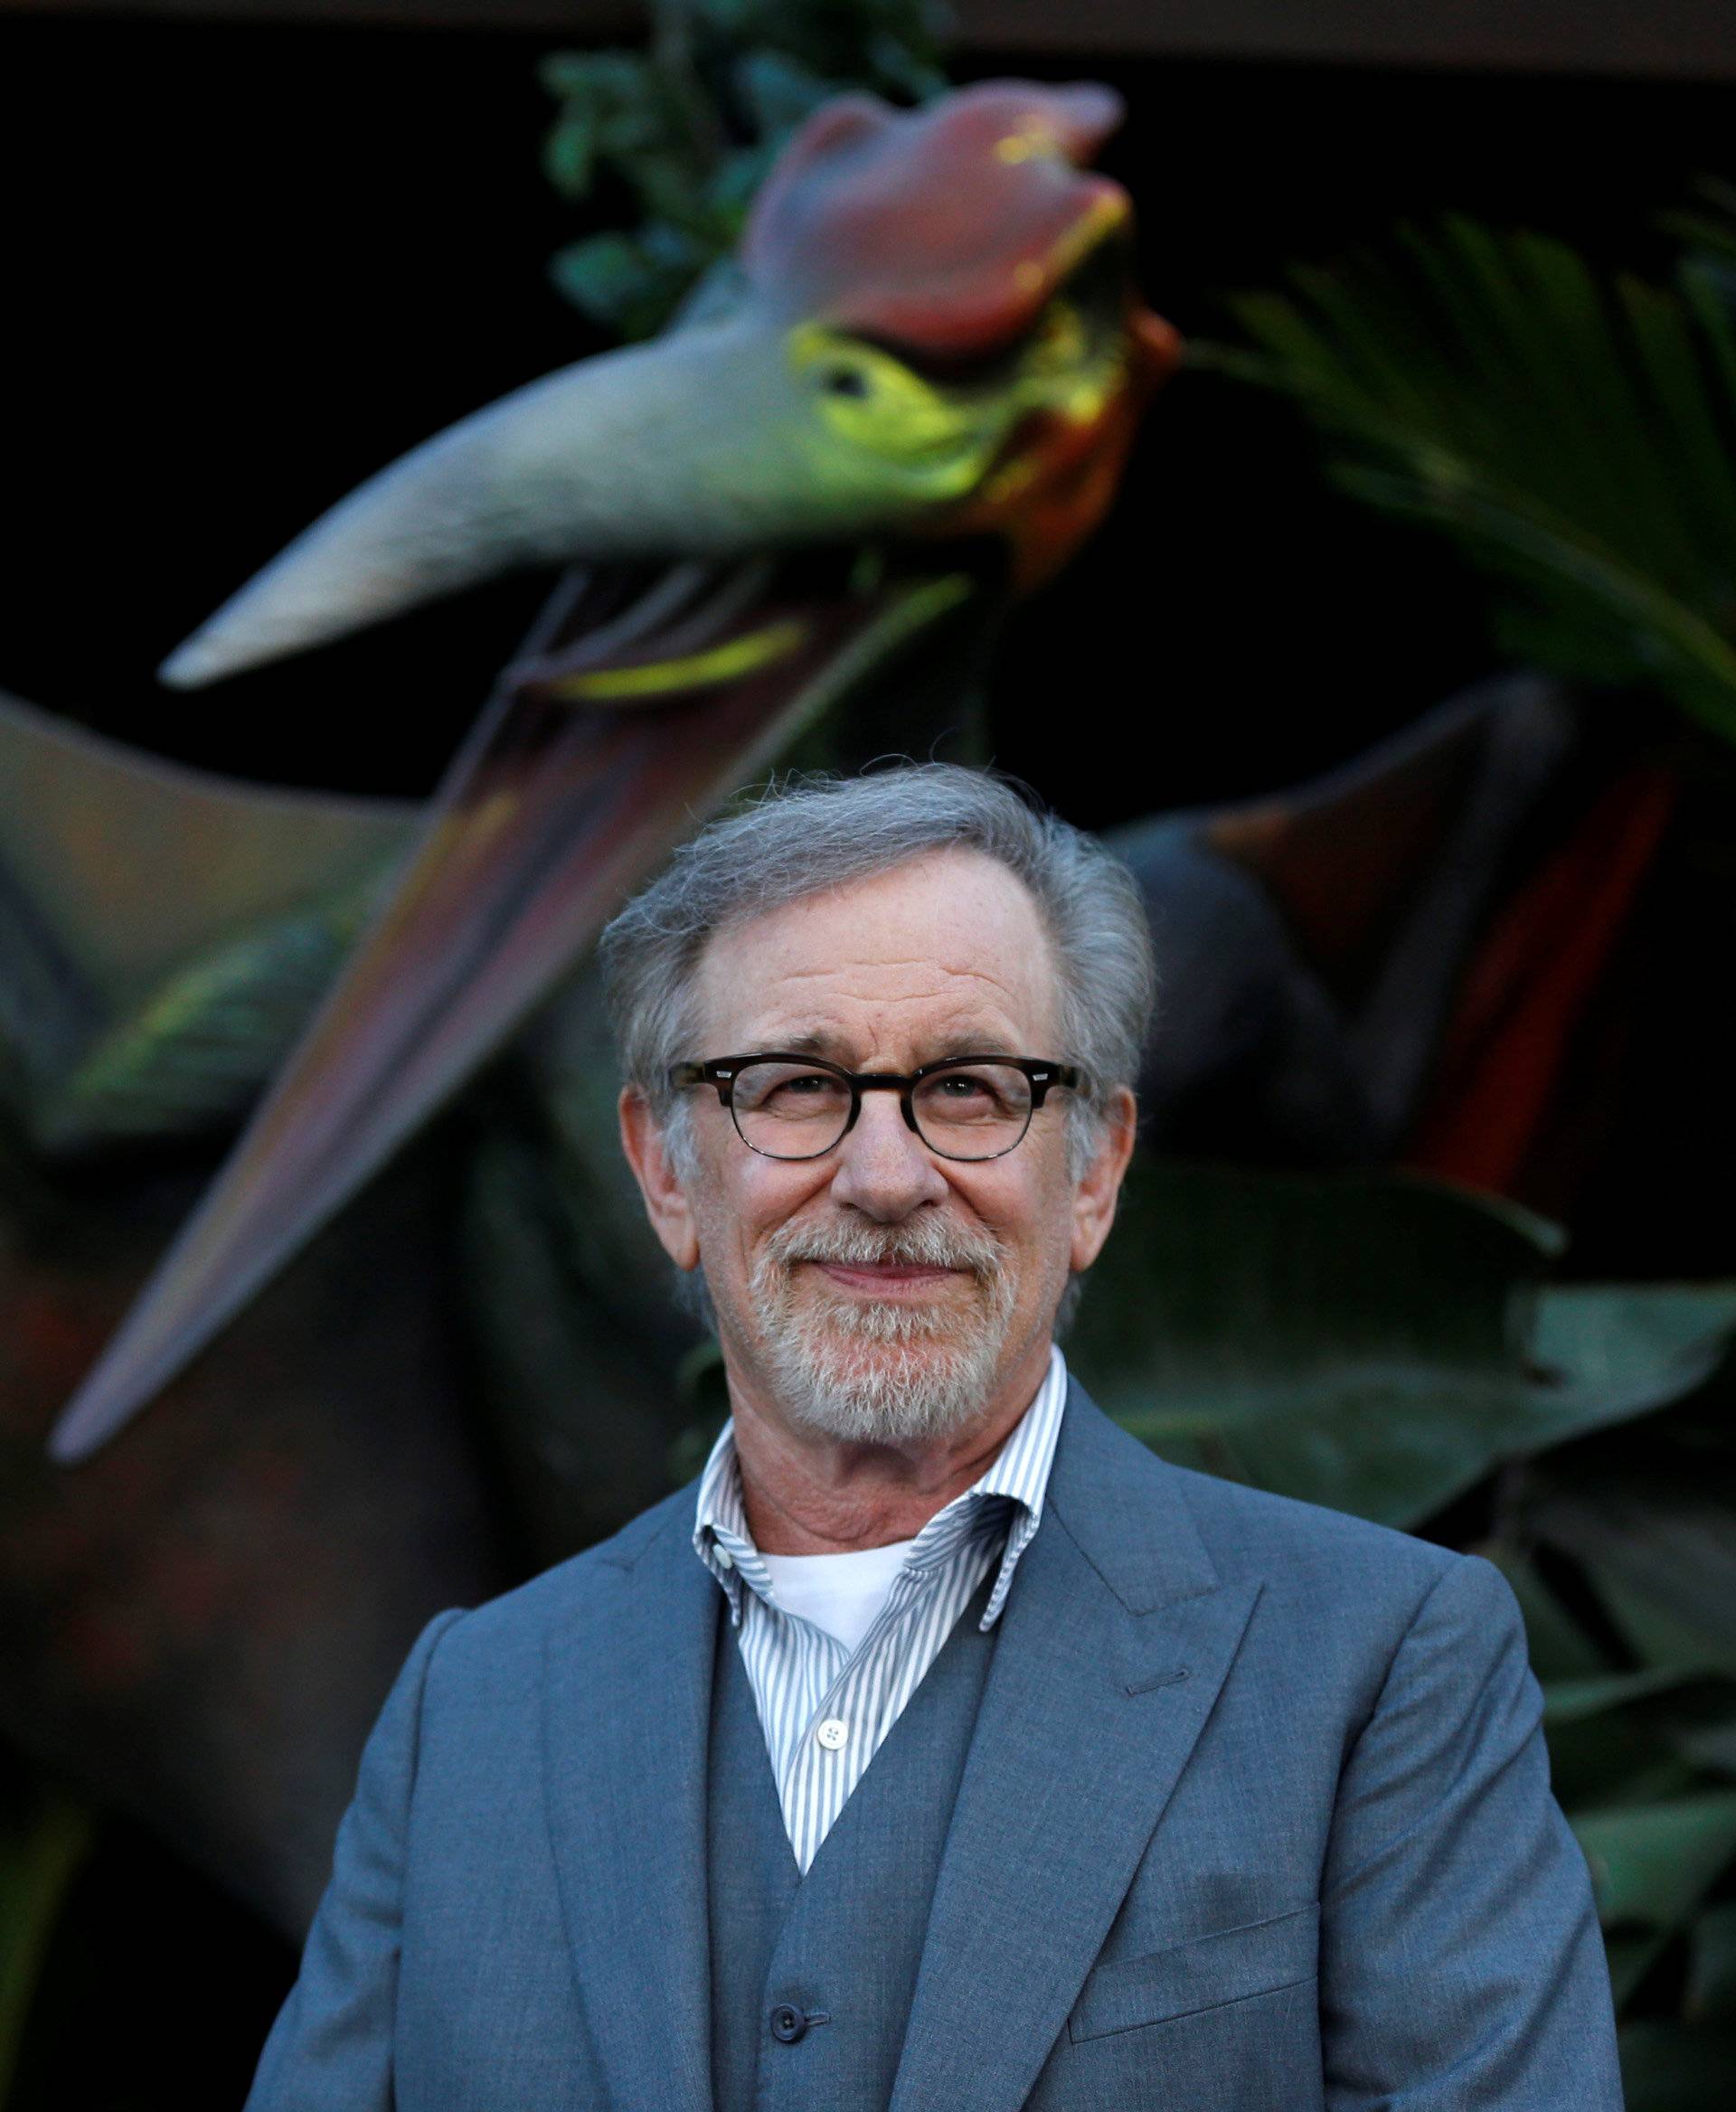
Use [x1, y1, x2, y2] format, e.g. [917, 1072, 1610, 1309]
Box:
[5, 14, 1735, 2107]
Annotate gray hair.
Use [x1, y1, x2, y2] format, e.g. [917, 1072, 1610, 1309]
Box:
[599, 764, 1156, 1179]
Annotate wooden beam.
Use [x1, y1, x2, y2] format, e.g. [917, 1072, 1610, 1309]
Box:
[4, 0, 1736, 83]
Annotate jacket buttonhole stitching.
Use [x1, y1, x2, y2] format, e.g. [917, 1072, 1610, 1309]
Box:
[1125, 1667, 1189, 1696]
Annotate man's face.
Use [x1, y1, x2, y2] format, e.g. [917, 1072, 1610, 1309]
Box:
[623, 848, 1132, 1448]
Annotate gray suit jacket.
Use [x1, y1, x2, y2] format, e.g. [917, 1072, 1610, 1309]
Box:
[246, 1382, 1623, 2109]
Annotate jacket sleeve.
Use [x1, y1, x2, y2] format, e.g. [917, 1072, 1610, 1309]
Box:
[1319, 1552, 1624, 2109]
[244, 1608, 466, 2112]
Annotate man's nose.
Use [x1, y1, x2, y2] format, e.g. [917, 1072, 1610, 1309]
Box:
[826, 1091, 950, 1221]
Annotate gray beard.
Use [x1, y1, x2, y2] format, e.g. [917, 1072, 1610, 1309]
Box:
[741, 1213, 1021, 1445]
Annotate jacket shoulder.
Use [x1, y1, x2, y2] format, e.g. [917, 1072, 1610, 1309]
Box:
[1167, 1454, 1458, 1600]
[1065, 1384, 1463, 1621]
[1116, 1430, 1505, 1709]
[418, 1477, 699, 1692]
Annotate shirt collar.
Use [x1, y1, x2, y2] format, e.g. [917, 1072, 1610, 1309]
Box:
[692, 1344, 1070, 1633]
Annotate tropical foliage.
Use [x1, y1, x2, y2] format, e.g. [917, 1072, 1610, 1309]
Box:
[540, 0, 949, 339]
[1202, 210, 1736, 750]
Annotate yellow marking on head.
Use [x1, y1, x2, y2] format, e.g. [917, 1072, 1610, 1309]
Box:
[788, 324, 986, 472]
[995, 130, 1054, 165]
[550, 620, 807, 704]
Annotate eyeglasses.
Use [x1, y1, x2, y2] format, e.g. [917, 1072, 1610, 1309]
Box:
[668, 1052, 1085, 1163]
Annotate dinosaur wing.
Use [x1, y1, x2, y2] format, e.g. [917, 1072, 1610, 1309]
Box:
[0, 691, 415, 1153]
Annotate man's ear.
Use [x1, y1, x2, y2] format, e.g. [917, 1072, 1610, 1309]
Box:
[1070, 1085, 1138, 1275]
[618, 1087, 701, 1272]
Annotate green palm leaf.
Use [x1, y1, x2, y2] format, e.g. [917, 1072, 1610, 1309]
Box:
[1067, 1156, 1736, 1531]
[1205, 212, 1736, 746]
[1659, 176, 1736, 272]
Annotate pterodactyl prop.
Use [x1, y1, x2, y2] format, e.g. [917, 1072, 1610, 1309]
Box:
[48, 80, 1180, 1464]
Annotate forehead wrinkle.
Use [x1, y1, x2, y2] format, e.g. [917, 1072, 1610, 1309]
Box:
[721, 972, 1051, 1053]
[751, 968, 1026, 1016]
[722, 962, 1031, 1021]
[757, 956, 1023, 995]
[755, 1013, 1016, 1049]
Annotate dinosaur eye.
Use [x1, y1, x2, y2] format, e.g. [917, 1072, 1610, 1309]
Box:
[824, 366, 872, 398]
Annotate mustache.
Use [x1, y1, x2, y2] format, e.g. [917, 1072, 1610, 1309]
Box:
[761, 1213, 1006, 1278]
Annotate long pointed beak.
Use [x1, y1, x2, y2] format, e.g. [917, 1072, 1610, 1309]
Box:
[50, 559, 971, 1462]
[160, 318, 867, 690]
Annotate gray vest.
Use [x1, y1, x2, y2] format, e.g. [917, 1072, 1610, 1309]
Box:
[706, 1574, 998, 2112]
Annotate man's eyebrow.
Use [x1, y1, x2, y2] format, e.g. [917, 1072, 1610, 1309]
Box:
[730, 1028, 846, 1060]
[739, 1028, 1022, 1062]
[769, 1029, 841, 1057]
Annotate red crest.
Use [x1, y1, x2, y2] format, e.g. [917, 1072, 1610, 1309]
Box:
[744, 80, 1137, 359]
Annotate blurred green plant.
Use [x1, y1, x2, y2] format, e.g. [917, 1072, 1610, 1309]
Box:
[539, 0, 951, 340]
[1661, 175, 1736, 272]
[1200, 207, 1736, 749]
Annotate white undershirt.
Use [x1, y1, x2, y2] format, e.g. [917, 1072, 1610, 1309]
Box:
[757, 1538, 920, 1655]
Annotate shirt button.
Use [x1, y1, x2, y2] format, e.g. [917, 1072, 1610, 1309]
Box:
[816, 1718, 847, 1751]
[714, 1545, 734, 1570]
[769, 2004, 807, 2043]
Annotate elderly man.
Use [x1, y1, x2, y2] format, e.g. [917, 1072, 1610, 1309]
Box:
[245, 765, 1622, 2110]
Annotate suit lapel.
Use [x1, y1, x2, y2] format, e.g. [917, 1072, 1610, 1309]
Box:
[541, 1495, 718, 2112]
[891, 1388, 1263, 2112]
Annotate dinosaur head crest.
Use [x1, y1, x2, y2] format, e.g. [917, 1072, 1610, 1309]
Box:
[745, 80, 1138, 360]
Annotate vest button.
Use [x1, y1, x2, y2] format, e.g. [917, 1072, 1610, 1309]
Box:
[769, 2004, 807, 2044]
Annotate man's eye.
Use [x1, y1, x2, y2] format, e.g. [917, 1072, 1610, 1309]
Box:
[930, 1074, 999, 1108]
[758, 1072, 846, 1107]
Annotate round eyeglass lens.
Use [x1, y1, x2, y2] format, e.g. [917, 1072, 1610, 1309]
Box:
[731, 1061, 854, 1157]
[911, 1062, 1034, 1159]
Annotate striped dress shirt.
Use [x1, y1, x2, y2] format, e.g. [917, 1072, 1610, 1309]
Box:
[692, 1345, 1070, 1872]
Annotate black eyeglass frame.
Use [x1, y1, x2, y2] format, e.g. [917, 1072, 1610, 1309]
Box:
[668, 1051, 1086, 1163]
